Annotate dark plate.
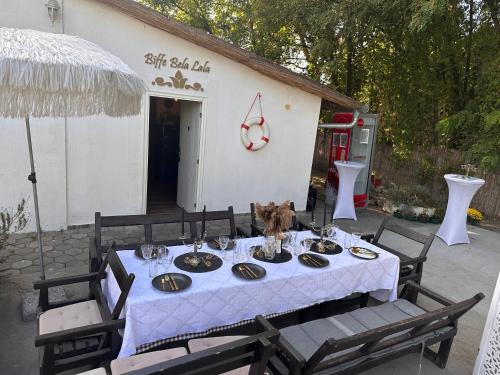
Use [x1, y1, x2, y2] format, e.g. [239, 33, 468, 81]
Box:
[174, 252, 223, 273]
[152, 273, 192, 292]
[206, 239, 235, 250]
[348, 247, 379, 260]
[134, 246, 168, 260]
[301, 239, 342, 255]
[252, 246, 292, 264]
[232, 263, 266, 281]
[298, 253, 329, 268]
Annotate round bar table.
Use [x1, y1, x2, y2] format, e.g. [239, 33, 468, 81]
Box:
[333, 161, 365, 220]
[436, 174, 485, 246]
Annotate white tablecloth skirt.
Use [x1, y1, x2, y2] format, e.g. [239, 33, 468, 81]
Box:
[103, 230, 399, 357]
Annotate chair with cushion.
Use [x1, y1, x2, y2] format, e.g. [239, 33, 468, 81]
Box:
[110, 316, 279, 375]
[259, 282, 483, 375]
[111, 347, 189, 375]
[90, 210, 191, 272]
[361, 216, 435, 302]
[34, 249, 135, 375]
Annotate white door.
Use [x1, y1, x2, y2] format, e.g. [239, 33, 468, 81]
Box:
[177, 100, 202, 211]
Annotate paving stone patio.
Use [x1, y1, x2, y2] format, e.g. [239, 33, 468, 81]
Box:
[0, 208, 498, 375]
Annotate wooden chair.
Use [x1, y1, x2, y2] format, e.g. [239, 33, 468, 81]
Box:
[34, 249, 135, 375]
[244, 202, 299, 237]
[259, 282, 484, 375]
[185, 206, 240, 240]
[109, 315, 279, 375]
[362, 216, 435, 302]
[89, 211, 191, 272]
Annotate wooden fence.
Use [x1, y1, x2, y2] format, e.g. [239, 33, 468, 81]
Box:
[312, 131, 500, 220]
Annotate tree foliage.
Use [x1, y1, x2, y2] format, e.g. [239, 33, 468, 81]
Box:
[140, 0, 500, 170]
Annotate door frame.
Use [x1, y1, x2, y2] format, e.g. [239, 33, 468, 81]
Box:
[142, 91, 207, 213]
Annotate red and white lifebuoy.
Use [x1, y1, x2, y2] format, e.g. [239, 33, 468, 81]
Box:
[240, 117, 270, 151]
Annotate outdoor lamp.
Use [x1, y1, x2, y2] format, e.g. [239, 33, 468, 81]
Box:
[46, 0, 60, 24]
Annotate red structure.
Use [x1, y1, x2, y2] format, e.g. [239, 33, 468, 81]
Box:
[325, 113, 377, 209]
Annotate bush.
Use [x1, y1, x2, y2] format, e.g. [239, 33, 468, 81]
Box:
[385, 183, 435, 208]
[0, 199, 29, 250]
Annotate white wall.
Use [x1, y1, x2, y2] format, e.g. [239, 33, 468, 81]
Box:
[0, 0, 322, 230]
[0, 1, 67, 231]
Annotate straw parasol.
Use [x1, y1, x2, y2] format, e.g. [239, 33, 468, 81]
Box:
[0, 27, 146, 279]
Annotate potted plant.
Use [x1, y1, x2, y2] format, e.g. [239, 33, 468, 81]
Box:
[418, 210, 430, 223]
[430, 208, 444, 224]
[401, 207, 417, 221]
[393, 209, 403, 218]
[467, 208, 484, 225]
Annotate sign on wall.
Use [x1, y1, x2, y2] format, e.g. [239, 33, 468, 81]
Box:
[145, 53, 210, 92]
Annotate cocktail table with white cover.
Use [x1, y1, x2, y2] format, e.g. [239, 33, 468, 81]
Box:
[333, 161, 365, 220]
[102, 230, 399, 358]
[437, 174, 485, 246]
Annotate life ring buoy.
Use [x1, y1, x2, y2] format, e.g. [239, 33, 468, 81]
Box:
[240, 117, 270, 151]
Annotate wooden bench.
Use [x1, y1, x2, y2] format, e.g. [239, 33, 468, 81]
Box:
[89, 211, 194, 272]
[259, 281, 484, 375]
[109, 316, 279, 375]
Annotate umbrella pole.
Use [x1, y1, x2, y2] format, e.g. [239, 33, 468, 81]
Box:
[25, 115, 46, 280]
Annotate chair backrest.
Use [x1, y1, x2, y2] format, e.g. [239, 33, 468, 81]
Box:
[92, 249, 135, 321]
[94, 211, 190, 249]
[372, 216, 435, 258]
[250, 201, 299, 230]
[185, 206, 236, 239]
[123, 328, 279, 375]
[303, 293, 484, 374]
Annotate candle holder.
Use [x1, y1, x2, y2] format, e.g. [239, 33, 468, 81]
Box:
[180, 231, 208, 267]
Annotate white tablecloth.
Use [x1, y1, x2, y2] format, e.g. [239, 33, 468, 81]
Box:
[436, 174, 485, 245]
[103, 230, 399, 357]
[333, 161, 365, 220]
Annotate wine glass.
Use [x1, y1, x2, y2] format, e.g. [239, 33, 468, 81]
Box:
[292, 240, 303, 256]
[303, 238, 315, 253]
[352, 232, 361, 248]
[219, 235, 230, 259]
[327, 225, 338, 242]
[141, 244, 154, 265]
[344, 235, 352, 250]
[245, 243, 255, 260]
[156, 245, 167, 264]
[164, 255, 174, 272]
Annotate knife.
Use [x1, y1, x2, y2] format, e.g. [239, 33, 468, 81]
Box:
[170, 275, 179, 290]
[305, 254, 322, 267]
[165, 275, 176, 290]
[244, 265, 258, 278]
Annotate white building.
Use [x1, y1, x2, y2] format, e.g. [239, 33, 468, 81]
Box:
[0, 0, 361, 232]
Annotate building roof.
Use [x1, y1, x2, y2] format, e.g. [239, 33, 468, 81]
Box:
[97, 0, 362, 110]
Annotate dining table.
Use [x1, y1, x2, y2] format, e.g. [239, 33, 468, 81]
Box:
[102, 229, 400, 358]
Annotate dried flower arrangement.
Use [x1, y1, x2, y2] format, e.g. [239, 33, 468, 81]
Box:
[255, 201, 295, 239]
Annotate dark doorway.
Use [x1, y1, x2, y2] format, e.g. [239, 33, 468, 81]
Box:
[147, 97, 181, 213]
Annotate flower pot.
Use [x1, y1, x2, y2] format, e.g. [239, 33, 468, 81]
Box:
[393, 211, 403, 218]
[467, 218, 480, 226]
[430, 217, 442, 224]
[404, 214, 417, 221]
[418, 216, 430, 223]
